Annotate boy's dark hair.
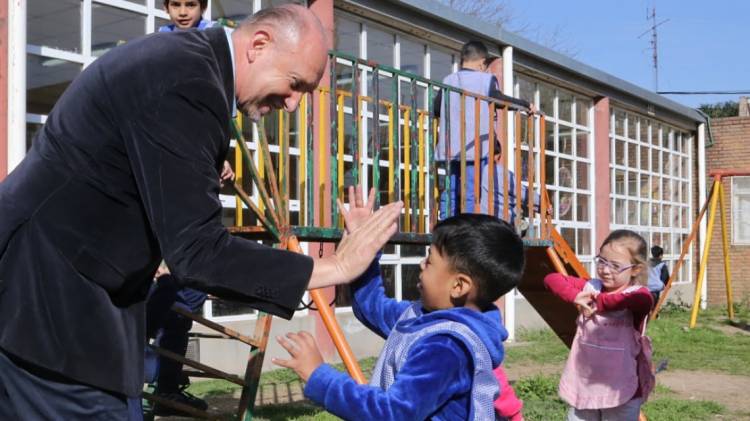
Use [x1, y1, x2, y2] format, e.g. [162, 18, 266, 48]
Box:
[164, 0, 208, 9]
[432, 214, 524, 307]
[651, 245, 664, 259]
[460, 41, 489, 65]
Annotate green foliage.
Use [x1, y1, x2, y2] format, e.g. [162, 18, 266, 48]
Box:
[513, 374, 560, 400]
[698, 101, 738, 118]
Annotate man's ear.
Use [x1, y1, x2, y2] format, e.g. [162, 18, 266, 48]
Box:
[450, 274, 474, 300]
[246, 30, 271, 63]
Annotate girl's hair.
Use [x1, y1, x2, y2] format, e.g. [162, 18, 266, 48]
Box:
[601, 229, 648, 286]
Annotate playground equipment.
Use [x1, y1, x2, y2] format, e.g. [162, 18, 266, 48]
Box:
[651, 170, 742, 328]
[142, 50, 587, 419]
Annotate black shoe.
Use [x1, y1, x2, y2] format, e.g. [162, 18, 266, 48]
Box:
[153, 386, 208, 416]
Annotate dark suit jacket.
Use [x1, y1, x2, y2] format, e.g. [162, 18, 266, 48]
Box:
[0, 27, 312, 397]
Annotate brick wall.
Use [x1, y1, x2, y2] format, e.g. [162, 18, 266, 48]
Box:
[705, 116, 750, 305]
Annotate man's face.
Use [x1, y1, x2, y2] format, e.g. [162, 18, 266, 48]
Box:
[164, 0, 204, 30]
[235, 28, 327, 121]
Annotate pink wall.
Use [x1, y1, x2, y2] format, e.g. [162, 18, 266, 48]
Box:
[594, 97, 611, 249]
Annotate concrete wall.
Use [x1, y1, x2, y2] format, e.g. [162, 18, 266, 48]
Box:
[193, 311, 384, 376]
[704, 116, 750, 306]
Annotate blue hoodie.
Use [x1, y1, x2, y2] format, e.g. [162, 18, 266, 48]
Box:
[304, 260, 507, 420]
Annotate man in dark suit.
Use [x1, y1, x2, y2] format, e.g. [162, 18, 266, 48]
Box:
[0, 5, 401, 419]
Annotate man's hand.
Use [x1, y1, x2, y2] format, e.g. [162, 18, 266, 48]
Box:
[220, 160, 235, 187]
[307, 200, 402, 290]
[574, 290, 597, 318]
[272, 331, 324, 382]
[337, 185, 376, 234]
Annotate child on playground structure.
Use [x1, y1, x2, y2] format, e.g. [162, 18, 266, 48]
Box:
[273, 186, 525, 420]
[544, 230, 656, 421]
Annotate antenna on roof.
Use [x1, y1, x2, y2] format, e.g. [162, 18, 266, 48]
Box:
[638, 6, 669, 92]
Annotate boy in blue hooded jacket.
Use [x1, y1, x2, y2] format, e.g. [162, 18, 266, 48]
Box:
[274, 187, 525, 420]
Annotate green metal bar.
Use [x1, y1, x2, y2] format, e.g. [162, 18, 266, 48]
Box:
[392, 75, 401, 227]
[410, 79, 418, 231]
[427, 84, 436, 228]
[307, 93, 315, 226]
[328, 50, 530, 112]
[351, 62, 360, 186]
[330, 57, 339, 226]
[373, 68, 381, 207]
[230, 121, 281, 232]
[281, 111, 290, 223]
[257, 118, 286, 227]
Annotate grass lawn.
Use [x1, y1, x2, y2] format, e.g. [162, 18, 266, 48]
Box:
[183, 303, 750, 420]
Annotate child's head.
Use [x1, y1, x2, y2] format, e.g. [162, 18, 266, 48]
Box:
[596, 229, 648, 292]
[651, 245, 664, 260]
[460, 41, 489, 70]
[420, 214, 525, 311]
[163, 0, 207, 30]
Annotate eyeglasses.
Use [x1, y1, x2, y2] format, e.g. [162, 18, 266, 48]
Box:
[594, 255, 636, 274]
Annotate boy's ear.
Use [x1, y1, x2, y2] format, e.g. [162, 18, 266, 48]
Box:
[450, 273, 474, 300]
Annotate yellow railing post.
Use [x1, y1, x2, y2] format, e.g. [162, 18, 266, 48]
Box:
[235, 114, 244, 226]
[403, 108, 411, 232]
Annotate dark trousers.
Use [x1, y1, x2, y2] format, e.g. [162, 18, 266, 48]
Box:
[439, 160, 487, 219]
[144, 275, 207, 393]
[0, 349, 141, 420]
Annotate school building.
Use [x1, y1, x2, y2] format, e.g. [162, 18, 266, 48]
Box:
[0, 0, 714, 376]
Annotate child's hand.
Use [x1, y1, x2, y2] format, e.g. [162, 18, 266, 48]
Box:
[272, 331, 324, 382]
[220, 160, 235, 187]
[337, 185, 376, 234]
[574, 290, 597, 318]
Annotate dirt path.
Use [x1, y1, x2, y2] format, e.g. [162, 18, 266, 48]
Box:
[656, 369, 750, 413]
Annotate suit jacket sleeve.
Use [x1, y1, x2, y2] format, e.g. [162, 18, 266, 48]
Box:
[120, 78, 312, 319]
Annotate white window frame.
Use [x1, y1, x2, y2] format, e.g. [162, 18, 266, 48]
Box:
[732, 176, 750, 245]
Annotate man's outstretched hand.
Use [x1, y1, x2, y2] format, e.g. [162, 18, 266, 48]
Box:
[307, 195, 402, 290]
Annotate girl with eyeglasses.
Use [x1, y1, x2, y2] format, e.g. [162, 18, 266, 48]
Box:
[544, 229, 655, 421]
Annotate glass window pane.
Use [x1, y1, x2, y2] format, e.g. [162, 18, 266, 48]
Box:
[614, 198, 625, 224]
[334, 15, 359, 57]
[639, 145, 649, 170]
[27, 54, 82, 115]
[576, 131, 588, 158]
[627, 142, 637, 169]
[626, 114, 635, 139]
[640, 174, 650, 199]
[400, 37, 424, 76]
[561, 227, 576, 252]
[615, 139, 626, 166]
[92, 5, 146, 57]
[517, 76, 535, 105]
[627, 200, 637, 225]
[545, 119, 555, 153]
[559, 158, 573, 188]
[576, 162, 589, 190]
[615, 110, 626, 137]
[367, 25, 394, 67]
[577, 194, 590, 222]
[558, 90, 573, 123]
[213, 0, 253, 20]
[640, 119, 649, 144]
[539, 83, 554, 116]
[401, 264, 421, 301]
[614, 169, 625, 195]
[380, 264, 396, 298]
[575, 99, 589, 126]
[430, 47, 453, 82]
[578, 228, 591, 255]
[628, 171, 637, 197]
[559, 126, 573, 155]
[559, 192, 573, 220]
[640, 202, 650, 225]
[28, 0, 81, 52]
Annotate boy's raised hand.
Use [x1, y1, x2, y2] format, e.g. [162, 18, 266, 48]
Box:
[272, 331, 324, 382]
[337, 185, 376, 234]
